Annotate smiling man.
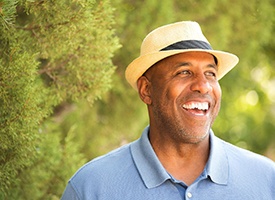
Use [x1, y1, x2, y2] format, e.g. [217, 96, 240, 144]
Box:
[138, 51, 221, 185]
[61, 21, 275, 200]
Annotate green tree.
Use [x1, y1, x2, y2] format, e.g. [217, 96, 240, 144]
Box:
[0, 0, 120, 198]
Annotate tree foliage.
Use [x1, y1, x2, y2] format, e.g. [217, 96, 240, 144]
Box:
[0, 0, 119, 198]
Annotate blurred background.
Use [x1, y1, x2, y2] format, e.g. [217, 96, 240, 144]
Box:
[1, 0, 274, 199]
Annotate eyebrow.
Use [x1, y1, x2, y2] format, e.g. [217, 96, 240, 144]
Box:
[174, 62, 191, 68]
[207, 63, 218, 71]
[174, 61, 218, 70]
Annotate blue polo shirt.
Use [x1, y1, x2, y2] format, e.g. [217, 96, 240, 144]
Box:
[61, 126, 275, 200]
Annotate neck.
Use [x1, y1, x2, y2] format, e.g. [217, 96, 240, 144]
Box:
[149, 130, 210, 185]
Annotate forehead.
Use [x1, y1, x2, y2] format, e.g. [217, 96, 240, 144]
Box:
[161, 51, 216, 65]
[146, 51, 217, 75]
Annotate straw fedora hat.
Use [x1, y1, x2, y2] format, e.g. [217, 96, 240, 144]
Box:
[125, 21, 239, 90]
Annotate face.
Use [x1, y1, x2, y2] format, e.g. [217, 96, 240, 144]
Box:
[138, 52, 222, 144]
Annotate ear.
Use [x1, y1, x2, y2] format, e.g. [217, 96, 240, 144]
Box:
[137, 76, 152, 105]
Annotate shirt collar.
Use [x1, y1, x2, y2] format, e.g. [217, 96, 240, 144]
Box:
[130, 126, 171, 188]
[130, 126, 229, 188]
[207, 130, 229, 185]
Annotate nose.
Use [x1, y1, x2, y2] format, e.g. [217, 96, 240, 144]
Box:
[190, 75, 213, 94]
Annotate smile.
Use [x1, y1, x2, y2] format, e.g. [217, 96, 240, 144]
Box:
[182, 101, 209, 116]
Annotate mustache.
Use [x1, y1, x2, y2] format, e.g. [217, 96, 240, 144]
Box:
[182, 93, 213, 102]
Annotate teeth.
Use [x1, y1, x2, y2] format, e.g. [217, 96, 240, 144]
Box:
[183, 102, 209, 110]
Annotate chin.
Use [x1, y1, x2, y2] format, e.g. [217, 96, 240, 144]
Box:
[178, 128, 210, 144]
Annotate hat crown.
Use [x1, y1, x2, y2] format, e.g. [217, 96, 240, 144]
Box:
[125, 21, 239, 90]
[140, 21, 210, 56]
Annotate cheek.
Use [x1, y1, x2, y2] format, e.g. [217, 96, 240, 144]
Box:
[151, 86, 178, 108]
[215, 83, 222, 101]
[213, 84, 222, 114]
[167, 80, 187, 98]
[156, 79, 189, 106]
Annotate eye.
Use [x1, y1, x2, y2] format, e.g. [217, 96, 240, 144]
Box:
[205, 71, 217, 79]
[177, 70, 191, 76]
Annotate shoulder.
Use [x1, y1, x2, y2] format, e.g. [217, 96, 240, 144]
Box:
[72, 143, 133, 181]
[216, 137, 275, 195]
[218, 137, 275, 172]
[64, 143, 137, 199]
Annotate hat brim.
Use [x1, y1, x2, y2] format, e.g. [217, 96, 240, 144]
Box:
[125, 49, 239, 90]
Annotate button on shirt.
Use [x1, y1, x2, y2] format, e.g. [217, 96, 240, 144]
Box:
[61, 126, 275, 200]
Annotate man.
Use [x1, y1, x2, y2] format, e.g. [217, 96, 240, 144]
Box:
[61, 21, 275, 199]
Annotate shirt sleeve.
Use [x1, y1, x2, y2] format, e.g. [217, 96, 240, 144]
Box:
[61, 182, 80, 200]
